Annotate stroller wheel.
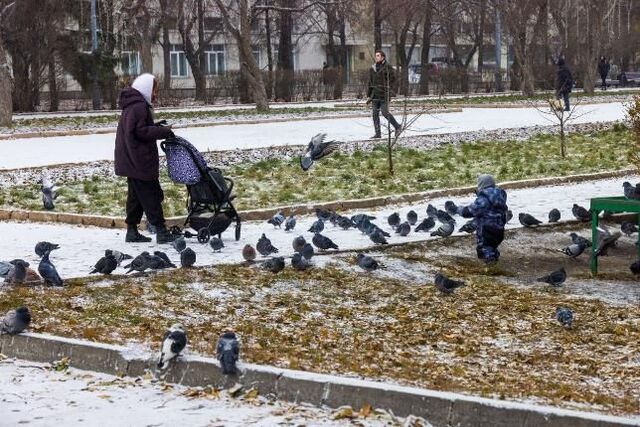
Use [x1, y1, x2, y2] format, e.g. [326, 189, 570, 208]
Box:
[197, 227, 211, 244]
[235, 221, 241, 241]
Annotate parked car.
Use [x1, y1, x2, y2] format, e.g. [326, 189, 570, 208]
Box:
[407, 60, 450, 83]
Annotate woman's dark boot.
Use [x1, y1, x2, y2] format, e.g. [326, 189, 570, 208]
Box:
[125, 225, 152, 243]
[156, 226, 178, 244]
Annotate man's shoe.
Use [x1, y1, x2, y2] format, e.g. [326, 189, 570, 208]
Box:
[125, 226, 152, 243]
[370, 134, 381, 139]
[156, 227, 178, 244]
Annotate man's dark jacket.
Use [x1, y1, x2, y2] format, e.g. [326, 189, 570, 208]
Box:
[114, 88, 173, 181]
[598, 59, 610, 78]
[367, 60, 397, 101]
[555, 60, 574, 95]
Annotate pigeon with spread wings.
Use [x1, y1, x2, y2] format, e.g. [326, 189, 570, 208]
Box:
[300, 133, 340, 171]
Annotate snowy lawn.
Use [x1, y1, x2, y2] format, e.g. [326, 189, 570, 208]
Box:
[0, 126, 634, 216]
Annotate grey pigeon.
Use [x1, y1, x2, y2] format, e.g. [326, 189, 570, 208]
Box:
[621, 222, 638, 236]
[312, 233, 339, 250]
[0, 261, 11, 279]
[337, 216, 354, 230]
[396, 222, 411, 236]
[157, 324, 187, 369]
[292, 235, 307, 253]
[351, 214, 376, 226]
[125, 252, 152, 274]
[267, 211, 285, 228]
[209, 237, 225, 252]
[444, 201, 458, 216]
[105, 249, 132, 265]
[558, 243, 586, 258]
[536, 267, 566, 287]
[300, 133, 340, 171]
[1, 307, 31, 335]
[369, 229, 388, 245]
[5, 259, 29, 284]
[430, 220, 454, 237]
[35, 241, 59, 258]
[356, 253, 379, 271]
[623, 181, 640, 199]
[571, 204, 591, 222]
[569, 233, 591, 248]
[38, 251, 63, 286]
[548, 208, 561, 223]
[308, 220, 325, 233]
[426, 204, 437, 219]
[291, 253, 311, 270]
[519, 213, 542, 227]
[154, 251, 177, 268]
[242, 244, 256, 263]
[315, 207, 333, 222]
[180, 248, 196, 267]
[359, 219, 390, 237]
[593, 227, 622, 257]
[90, 254, 118, 275]
[147, 255, 173, 270]
[261, 256, 285, 273]
[506, 210, 513, 223]
[256, 234, 279, 256]
[284, 215, 296, 231]
[630, 260, 640, 275]
[216, 331, 240, 375]
[41, 175, 57, 211]
[387, 212, 400, 228]
[458, 219, 477, 234]
[302, 243, 314, 260]
[406, 210, 418, 225]
[434, 273, 465, 294]
[436, 210, 455, 224]
[415, 217, 435, 232]
[555, 307, 573, 328]
[172, 236, 187, 252]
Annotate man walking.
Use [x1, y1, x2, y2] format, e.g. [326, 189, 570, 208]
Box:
[367, 50, 401, 139]
[555, 58, 573, 112]
[598, 56, 610, 90]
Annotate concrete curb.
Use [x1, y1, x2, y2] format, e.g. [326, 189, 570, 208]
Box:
[1, 168, 637, 229]
[0, 333, 637, 427]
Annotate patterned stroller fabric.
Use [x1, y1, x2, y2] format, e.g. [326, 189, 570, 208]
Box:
[163, 136, 208, 185]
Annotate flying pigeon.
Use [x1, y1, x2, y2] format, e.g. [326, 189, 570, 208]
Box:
[558, 242, 586, 258]
[1, 306, 31, 335]
[430, 220, 454, 237]
[426, 204, 438, 219]
[291, 253, 311, 270]
[209, 237, 225, 252]
[35, 241, 59, 258]
[302, 243, 314, 260]
[124, 252, 152, 274]
[315, 207, 333, 222]
[630, 260, 640, 275]
[555, 307, 573, 329]
[621, 222, 638, 236]
[536, 267, 566, 287]
[623, 181, 640, 199]
[284, 215, 297, 231]
[90, 254, 118, 275]
[300, 133, 340, 171]
[180, 248, 196, 268]
[38, 251, 63, 286]
[154, 251, 177, 268]
[267, 211, 285, 228]
[458, 219, 477, 234]
[312, 233, 339, 250]
[406, 210, 418, 225]
[105, 249, 132, 265]
[434, 273, 465, 294]
[261, 256, 285, 273]
[519, 213, 542, 227]
[369, 229, 388, 245]
[444, 201, 458, 216]
[436, 210, 455, 224]
[415, 217, 435, 232]
[387, 212, 400, 229]
[396, 222, 411, 236]
[157, 323, 187, 369]
[256, 234, 279, 256]
[593, 226, 622, 257]
[548, 208, 561, 223]
[356, 253, 379, 271]
[40, 175, 57, 211]
[571, 204, 591, 222]
[242, 244, 257, 263]
[569, 232, 591, 248]
[216, 331, 240, 375]
[172, 236, 187, 252]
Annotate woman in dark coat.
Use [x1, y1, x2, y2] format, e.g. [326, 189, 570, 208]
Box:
[555, 58, 573, 112]
[114, 73, 177, 244]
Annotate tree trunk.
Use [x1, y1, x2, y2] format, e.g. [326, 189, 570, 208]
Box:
[140, 37, 154, 73]
[276, 0, 294, 102]
[334, 13, 346, 99]
[265, 8, 274, 100]
[162, 25, 171, 90]
[12, 55, 33, 112]
[477, 0, 486, 74]
[419, 3, 432, 95]
[48, 58, 59, 112]
[374, 0, 382, 50]
[0, 42, 12, 126]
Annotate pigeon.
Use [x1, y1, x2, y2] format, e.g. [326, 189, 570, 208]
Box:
[337, 216, 354, 230]
[180, 248, 196, 268]
[555, 307, 573, 328]
[396, 222, 411, 236]
[536, 267, 566, 287]
[261, 256, 285, 273]
[216, 331, 240, 375]
[242, 244, 257, 263]
[430, 220, 454, 237]
[38, 251, 63, 286]
[621, 222, 638, 236]
[369, 229, 388, 245]
[308, 219, 325, 233]
[291, 236, 306, 253]
[415, 217, 436, 232]
[1, 307, 31, 335]
[157, 324, 187, 369]
[0, 261, 11, 279]
[356, 253, 379, 271]
[558, 243, 586, 258]
[5, 259, 29, 284]
[458, 219, 477, 234]
[154, 251, 177, 268]
[90, 254, 118, 275]
[387, 212, 400, 228]
[125, 252, 152, 274]
[312, 233, 339, 250]
[41, 175, 57, 211]
[569, 232, 592, 248]
[426, 204, 438, 219]
[35, 241, 59, 258]
[406, 210, 418, 225]
[593, 227, 622, 257]
[351, 214, 376, 226]
[147, 255, 173, 270]
[315, 207, 334, 222]
[630, 260, 640, 275]
[256, 234, 279, 256]
[519, 213, 542, 227]
[548, 208, 561, 223]
[506, 210, 513, 223]
[209, 237, 225, 252]
[105, 249, 132, 265]
[444, 201, 458, 216]
[623, 181, 640, 199]
[358, 219, 390, 237]
[300, 133, 340, 171]
[267, 211, 285, 228]
[172, 236, 187, 252]
[291, 253, 311, 270]
[571, 204, 591, 222]
[434, 273, 465, 294]
[302, 243, 314, 260]
[436, 210, 455, 224]
[284, 215, 296, 231]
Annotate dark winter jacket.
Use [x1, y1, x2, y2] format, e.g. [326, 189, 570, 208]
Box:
[367, 60, 397, 101]
[555, 60, 574, 95]
[459, 186, 508, 230]
[598, 59, 610, 78]
[114, 87, 173, 181]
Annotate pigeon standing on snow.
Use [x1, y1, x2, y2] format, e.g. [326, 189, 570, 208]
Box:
[536, 267, 566, 287]
[292, 236, 306, 253]
[555, 307, 573, 328]
[1, 306, 31, 335]
[312, 233, 339, 250]
[406, 210, 418, 225]
[351, 214, 376, 227]
[621, 222, 638, 236]
[356, 253, 379, 271]
[548, 208, 561, 223]
[426, 204, 438, 219]
[5, 259, 29, 284]
[180, 248, 196, 268]
[40, 175, 57, 211]
[216, 331, 240, 375]
[458, 219, 477, 234]
[38, 251, 63, 286]
[519, 213, 542, 227]
[209, 237, 224, 252]
[569, 233, 591, 248]
[571, 204, 591, 222]
[387, 212, 400, 229]
[261, 256, 285, 273]
[172, 236, 186, 252]
[291, 253, 311, 270]
[302, 243, 314, 260]
[337, 216, 354, 230]
[284, 215, 296, 231]
[558, 243, 586, 258]
[35, 241, 59, 257]
[434, 273, 465, 294]
[436, 210, 455, 225]
[300, 133, 340, 171]
[105, 250, 132, 265]
[154, 251, 177, 268]
[396, 222, 411, 236]
[157, 324, 187, 369]
[257, 234, 279, 256]
[267, 211, 285, 228]
[430, 220, 454, 237]
[369, 229, 388, 245]
[315, 207, 333, 222]
[623, 181, 640, 199]
[630, 260, 640, 275]
[444, 201, 458, 216]
[242, 244, 256, 263]
[415, 217, 435, 232]
[308, 220, 325, 233]
[90, 254, 118, 275]
[125, 252, 152, 274]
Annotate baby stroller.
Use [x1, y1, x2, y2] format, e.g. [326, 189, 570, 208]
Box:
[161, 136, 241, 243]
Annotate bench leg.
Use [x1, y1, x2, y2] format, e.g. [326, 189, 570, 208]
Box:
[590, 210, 599, 275]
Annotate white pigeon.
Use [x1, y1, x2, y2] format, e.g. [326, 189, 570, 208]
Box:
[157, 323, 187, 369]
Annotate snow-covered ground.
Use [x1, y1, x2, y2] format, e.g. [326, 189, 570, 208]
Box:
[0, 175, 636, 281]
[0, 102, 626, 170]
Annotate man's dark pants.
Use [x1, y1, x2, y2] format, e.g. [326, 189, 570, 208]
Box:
[372, 99, 400, 136]
[125, 177, 165, 227]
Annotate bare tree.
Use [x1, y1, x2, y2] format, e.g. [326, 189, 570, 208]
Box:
[386, 0, 420, 96]
[418, 0, 437, 95]
[0, 31, 11, 125]
[123, 0, 163, 73]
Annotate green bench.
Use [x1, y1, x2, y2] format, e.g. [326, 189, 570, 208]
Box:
[589, 196, 640, 274]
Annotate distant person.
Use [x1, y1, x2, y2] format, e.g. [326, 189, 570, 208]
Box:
[114, 73, 177, 244]
[555, 58, 573, 111]
[457, 174, 508, 264]
[598, 56, 610, 90]
[367, 50, 401, 139]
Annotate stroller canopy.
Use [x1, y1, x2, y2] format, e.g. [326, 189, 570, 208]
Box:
[161, 136, 209, 185]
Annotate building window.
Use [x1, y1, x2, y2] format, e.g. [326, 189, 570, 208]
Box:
[252, 46, 261, 68]
[121, 51, 140, 76]
[170, 44, 188, 77]
[205, 44, 225, 75]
